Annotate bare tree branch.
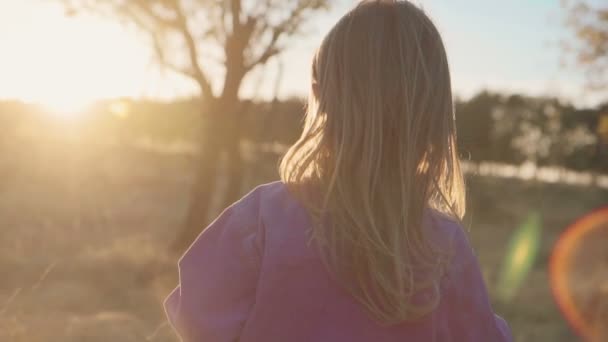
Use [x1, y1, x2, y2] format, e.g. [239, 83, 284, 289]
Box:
[150, 29, 197, 79]
[57, 0, 333, 98]
[171, 1, 214, 97]
[244, 0, 327, 71]
[130, 0, 179, 28]
[231, 0, 242, 33]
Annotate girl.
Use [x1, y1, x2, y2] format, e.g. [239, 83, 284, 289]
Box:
[165, 1, 513, 341]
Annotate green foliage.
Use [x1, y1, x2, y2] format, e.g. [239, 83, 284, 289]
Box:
[454, 92, 607, 172]
[456, 91, 500, 162]
[562, 0, 608, 90]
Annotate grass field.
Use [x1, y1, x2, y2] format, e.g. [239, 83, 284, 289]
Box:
[0, 136, 606, 341]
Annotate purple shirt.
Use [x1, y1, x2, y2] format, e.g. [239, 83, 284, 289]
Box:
[165, 181, 513, 341]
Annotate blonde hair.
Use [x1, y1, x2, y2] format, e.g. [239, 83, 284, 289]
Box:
[280, 0, 465, 324]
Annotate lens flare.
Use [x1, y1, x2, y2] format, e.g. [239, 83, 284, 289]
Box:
[550, 207, 608, 341]
[109, 101, 130, 119]
[497, 212, 542, 302]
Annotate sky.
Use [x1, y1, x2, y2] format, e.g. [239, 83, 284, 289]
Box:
[0, 0, 604, 112]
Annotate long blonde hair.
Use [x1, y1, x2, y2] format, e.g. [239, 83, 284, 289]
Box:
[280, 0, 465, 324]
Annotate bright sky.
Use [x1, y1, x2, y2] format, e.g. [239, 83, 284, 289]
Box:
[0, 0, 604, 113]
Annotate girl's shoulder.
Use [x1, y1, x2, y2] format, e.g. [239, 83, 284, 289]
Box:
[222, 180, 310, 243]
[223, 181, 294, 222]
[242, 180, 311, 220]
[425, 209, 476, 273]
[239, 181, 293, 207]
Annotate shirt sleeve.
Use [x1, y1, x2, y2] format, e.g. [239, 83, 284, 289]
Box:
[164, 193, 263, 342]
[442, 232, 514, 342]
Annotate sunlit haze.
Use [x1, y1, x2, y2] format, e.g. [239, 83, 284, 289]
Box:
[0, 1, 195, 117]
[0, 2, 606, 341]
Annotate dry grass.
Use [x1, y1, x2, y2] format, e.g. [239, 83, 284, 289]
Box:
[465, 176, 607, 342]
[0, 136, 605, 341]
[0, 138, 188, 342]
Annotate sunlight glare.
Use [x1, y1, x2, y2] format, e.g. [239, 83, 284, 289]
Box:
[44, 97, 91, 120]
[109, 101, 130, 119]
[0, 3, 154, 118]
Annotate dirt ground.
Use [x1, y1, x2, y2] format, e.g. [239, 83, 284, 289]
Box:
[0, 137, 606, 341]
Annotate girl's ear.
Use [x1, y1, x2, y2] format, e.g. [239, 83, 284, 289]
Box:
[312, 81, 320, 99]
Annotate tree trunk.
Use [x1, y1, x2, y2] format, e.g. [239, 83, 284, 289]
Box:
[222, 117, 244, 207]
[170, 99, 221, 253]
[170, 94, 245, 254]
[170, 39, 247, 253]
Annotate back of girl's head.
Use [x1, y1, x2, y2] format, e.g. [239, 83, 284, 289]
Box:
[280, 0, 465, 324]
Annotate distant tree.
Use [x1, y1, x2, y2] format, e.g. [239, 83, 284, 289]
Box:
[562, 0, 608, 90]
[59, 0, 332, 253]
[560, 106, 600, 171]
[455, 91, 502, 162]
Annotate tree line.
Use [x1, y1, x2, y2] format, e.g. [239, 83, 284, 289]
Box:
[2, 91, 607, 174]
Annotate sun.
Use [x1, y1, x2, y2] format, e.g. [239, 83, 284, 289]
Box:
[0, 2, 155, 120]
[43, 97, 92, 120]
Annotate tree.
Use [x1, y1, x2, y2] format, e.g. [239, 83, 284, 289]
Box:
[60, 0, 331, 253]
[455, 91, 501, 162]
[562, 1, 608, 174]
[562, 0, 608, 90]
